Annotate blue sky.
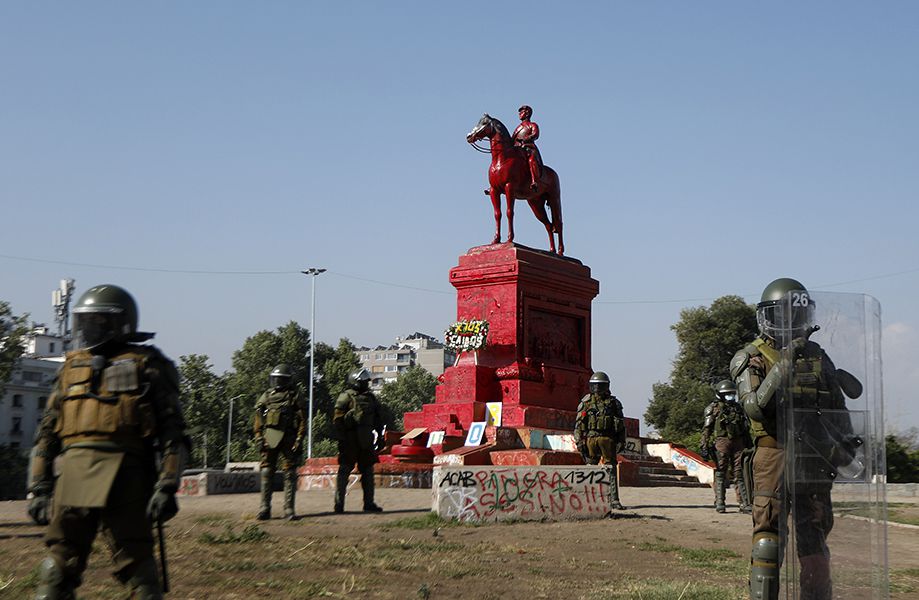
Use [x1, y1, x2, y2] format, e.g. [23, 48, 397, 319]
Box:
[2, 3, 917, 433]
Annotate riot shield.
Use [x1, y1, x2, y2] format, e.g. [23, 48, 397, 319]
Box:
[776, 291, 887, 599]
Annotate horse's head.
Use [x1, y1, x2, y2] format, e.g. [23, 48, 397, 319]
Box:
[466, 113, 496, 144]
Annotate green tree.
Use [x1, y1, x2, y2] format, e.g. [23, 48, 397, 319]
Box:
[644, 295, 758, 445]
[0, 300, 29, 397]
[886, 433, 919, 483]
[378, 365, 438, 430]
[178, 354, 228, 468]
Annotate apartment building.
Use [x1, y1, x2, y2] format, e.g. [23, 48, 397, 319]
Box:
[356, 332, 456, 390]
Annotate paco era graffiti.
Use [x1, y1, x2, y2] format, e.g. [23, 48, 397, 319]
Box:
[444, 319, 489, 352]
[433, 466, 615, 522]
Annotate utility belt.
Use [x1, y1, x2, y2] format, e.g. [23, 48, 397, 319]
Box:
[62, 435, 148, 455]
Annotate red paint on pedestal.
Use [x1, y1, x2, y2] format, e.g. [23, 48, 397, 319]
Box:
[403, 243, 599, 436]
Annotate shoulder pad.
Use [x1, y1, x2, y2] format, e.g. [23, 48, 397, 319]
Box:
[730, 346, 756, 379]
[703, 403, 715, 418]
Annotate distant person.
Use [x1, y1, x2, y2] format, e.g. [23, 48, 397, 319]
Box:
[253, 363, 307, 520]
[512, 104, 543, 191]
[574, 371, 626, 511]
[333, 368, 385, 513]
[700, 379, 752, 513]
[732, 278, 862, 600]
[27, 284, 189, 599]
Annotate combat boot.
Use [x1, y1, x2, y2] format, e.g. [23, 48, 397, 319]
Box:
[714, 472, 726, 513]
[736, 475, 752, 514]
[360, 463, 383, 512]
[34, 557, 77, 600]
[257, 468, 272, 520]
[334, 467, 349, 513]
[126, 557, 163, 600]
[608, 466, 625, 511]
[283, 469, 297, 520]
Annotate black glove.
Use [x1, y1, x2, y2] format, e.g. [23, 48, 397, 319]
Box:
[147, 488, 179, 522]
[699, 446, 710, 461]
[28, 493, 51, 525]
[291, 438, 303, 454]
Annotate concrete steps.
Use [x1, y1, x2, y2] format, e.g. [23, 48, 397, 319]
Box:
[628, 455, 709, 488]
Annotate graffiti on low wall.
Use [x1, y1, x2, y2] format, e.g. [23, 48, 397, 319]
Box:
[434, 466, 614, 523]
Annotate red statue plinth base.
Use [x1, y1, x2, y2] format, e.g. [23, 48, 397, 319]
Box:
[403, 243, 599, 439]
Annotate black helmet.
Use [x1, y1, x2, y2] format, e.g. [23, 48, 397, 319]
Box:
[269, 364, 293, 389]
[714, 379, 737, 402]
[756, 277, 814, 344]
[348, 368, 371, 391]
[588, 371, 610, 394]
[72, 284, 138, 349]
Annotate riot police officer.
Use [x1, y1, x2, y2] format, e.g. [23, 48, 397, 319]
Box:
[701, 379, 752, 514]
[253, 364, 306, 520]
[27, 284, 189, 600]
[731, 278, 859, 600]
[574, 371, 626, 511]
[333, 368, 385, 513]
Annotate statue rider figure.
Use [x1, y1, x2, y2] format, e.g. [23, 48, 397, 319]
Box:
[512, 105, 543, 191]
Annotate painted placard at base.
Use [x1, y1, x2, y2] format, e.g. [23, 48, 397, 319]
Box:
[433, 465, 616, 522]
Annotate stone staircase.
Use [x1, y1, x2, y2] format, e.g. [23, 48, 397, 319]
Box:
[626, 454, 709, 488]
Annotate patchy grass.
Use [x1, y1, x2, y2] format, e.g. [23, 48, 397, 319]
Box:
[377, 511, 475, 530]
[637, 540, 745, 576]
[198, 523, 269, 544]
[587, 576, 744, 600]
[891, 567, 919, 594]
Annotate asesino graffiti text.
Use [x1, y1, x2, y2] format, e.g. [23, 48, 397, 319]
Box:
[437, 467, 613, 522]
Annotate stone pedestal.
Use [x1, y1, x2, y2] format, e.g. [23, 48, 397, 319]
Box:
[403, 243, 599, 436]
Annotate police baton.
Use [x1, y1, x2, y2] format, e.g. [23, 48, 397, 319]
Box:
[157, 518, 170, 593]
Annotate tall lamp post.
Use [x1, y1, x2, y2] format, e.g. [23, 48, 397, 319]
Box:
[302, 267, 326, 459]
[226, 394, 244, 467]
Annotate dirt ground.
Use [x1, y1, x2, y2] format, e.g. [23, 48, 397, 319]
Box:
[1, 486, 917, 600]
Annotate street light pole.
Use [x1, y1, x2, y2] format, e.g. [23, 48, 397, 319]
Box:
[226, 394, 244, 467]
[302, 267, 326, 459]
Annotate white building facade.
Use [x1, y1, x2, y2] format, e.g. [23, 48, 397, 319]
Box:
[0, 327, 64, 450]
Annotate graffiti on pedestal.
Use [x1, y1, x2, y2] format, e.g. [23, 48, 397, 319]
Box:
[435, 466, 612, 522]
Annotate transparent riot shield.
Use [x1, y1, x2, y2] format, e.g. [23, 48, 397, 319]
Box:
[777, 291, 887, 599]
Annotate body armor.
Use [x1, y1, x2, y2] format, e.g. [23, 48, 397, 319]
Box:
[257, 389, 301, 449]
[54, 348, 159, 450]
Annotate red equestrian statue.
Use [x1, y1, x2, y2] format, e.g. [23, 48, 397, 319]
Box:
[466, 112, 564, 255]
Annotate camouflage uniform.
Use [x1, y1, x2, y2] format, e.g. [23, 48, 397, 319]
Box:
[29, 342, 187, 599]
[574, 372, 626, 511]
[701, 382, 752, 513]
[732, 278, 857, 600]
[253, 368, 306, 520]
[332, 369, 384, 513]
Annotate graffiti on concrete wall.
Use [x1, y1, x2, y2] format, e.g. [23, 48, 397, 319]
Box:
[434, 466, 613, 522]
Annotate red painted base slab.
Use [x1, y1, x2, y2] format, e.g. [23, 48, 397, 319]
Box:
[490, 449, 584, 466]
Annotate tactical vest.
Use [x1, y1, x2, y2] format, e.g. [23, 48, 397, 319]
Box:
[586, 394, 623, 437]
[261, 389, 299, 432]
[712, 401, 747, 439]
[54, 347, 159, 452]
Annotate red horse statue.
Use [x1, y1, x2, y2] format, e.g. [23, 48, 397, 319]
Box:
[466, 114, 564, 255]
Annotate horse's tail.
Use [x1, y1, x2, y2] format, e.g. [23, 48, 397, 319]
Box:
[546, 168, 562, 233]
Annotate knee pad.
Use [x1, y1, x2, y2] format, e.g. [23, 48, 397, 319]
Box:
[750, 533, 780, 600]
[35, 557, 76, 600]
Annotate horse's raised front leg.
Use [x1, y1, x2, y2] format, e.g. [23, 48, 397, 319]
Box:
[526, 197, 556, 254]
[504, 183, 515, 243]
[489, 187, 502, 245]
